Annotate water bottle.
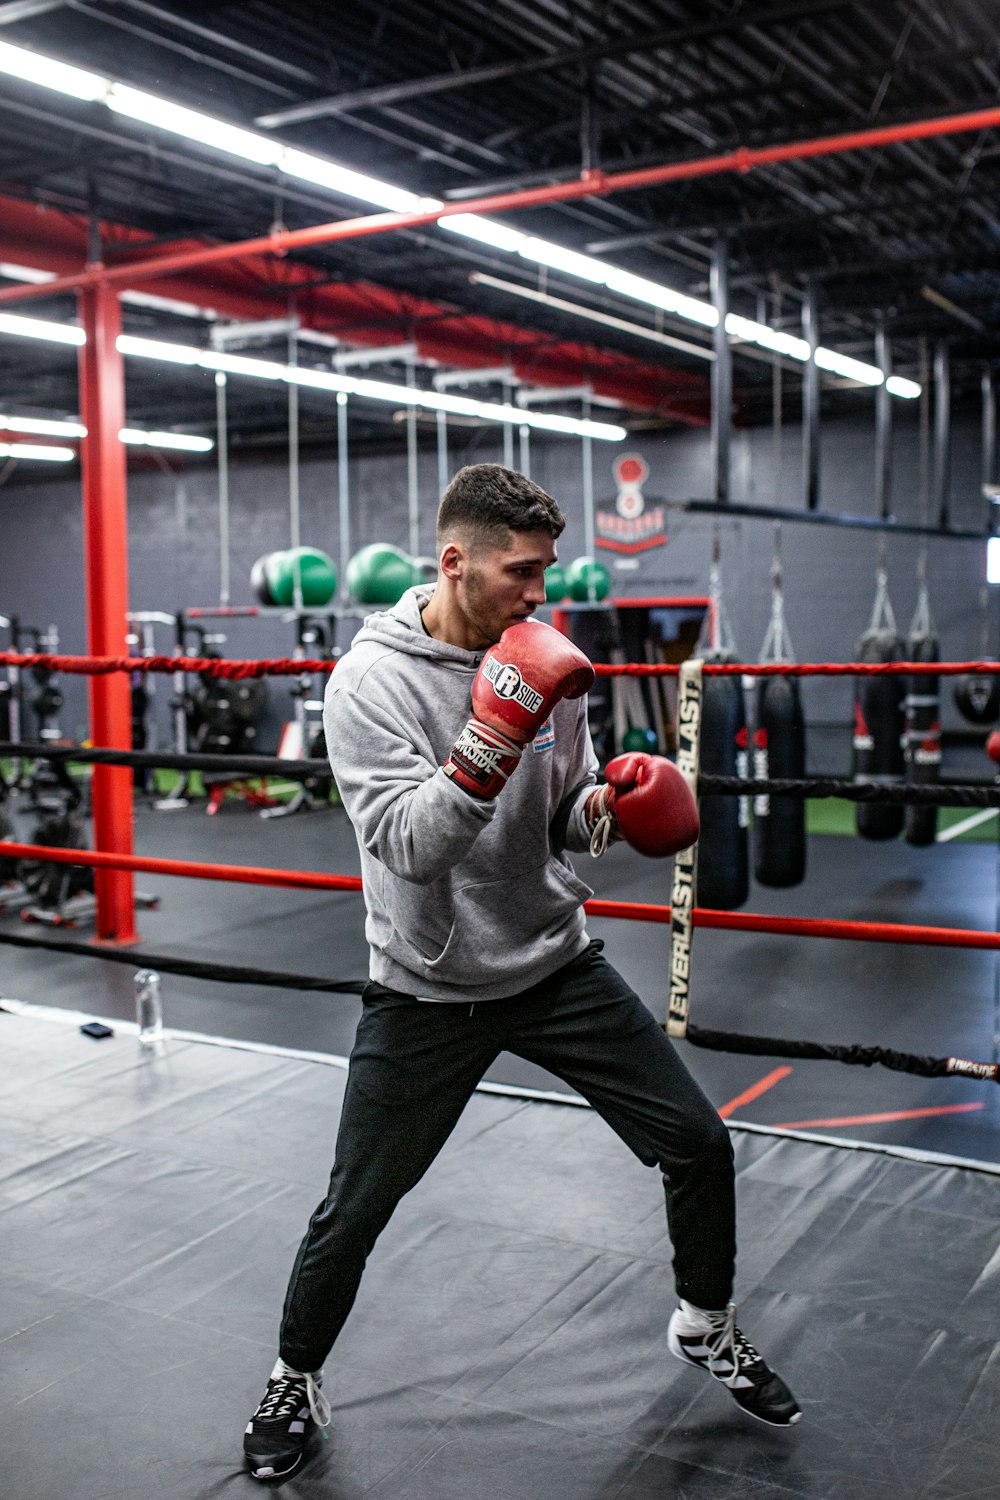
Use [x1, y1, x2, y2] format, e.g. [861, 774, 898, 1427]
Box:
[134, 969, 164, 1047]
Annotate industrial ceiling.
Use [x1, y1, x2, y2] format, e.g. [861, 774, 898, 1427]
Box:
[0, 0, 998, 459]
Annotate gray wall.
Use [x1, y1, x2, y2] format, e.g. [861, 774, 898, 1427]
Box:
[1, 403, 994, 771]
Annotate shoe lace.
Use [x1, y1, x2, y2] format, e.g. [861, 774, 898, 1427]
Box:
[260, 1366, 333, 1434]
[305, 1373, 333, 1433]
[258, 1377, 303, 1421]
[703, 1303, 764, 1388]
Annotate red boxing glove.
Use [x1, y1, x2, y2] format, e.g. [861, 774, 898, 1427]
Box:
[586, 752, 700, 857]
[445, 621, 595, 799]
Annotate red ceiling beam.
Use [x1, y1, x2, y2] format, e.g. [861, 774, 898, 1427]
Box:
[0, 195, 710, 420]
[2, 101, 1000, 305]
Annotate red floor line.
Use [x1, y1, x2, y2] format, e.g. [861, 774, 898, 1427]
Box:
[773, 1103, 985, 1129]
[718, 1066, 793, 1120]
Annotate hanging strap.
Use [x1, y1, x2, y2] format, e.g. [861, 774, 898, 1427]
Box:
[697, 526, 737, 659]
[759, 523, 796, 664]
[868, 542, 898, 636]
[909, 551, 935, 639]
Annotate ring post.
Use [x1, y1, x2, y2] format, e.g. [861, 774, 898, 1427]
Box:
[78, 280, 138, 944]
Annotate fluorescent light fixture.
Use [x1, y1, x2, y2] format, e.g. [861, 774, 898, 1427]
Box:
[119, 428, 214, 451]
[122, 289, 215, 320]
[200, 349, 288, 381]
[0, 442, 74, 462]
[0, 413, 212, 449]
[439, 214, 527, 253]
[0, 262, 57, 285]
[0, 39, 107, 101]
[519, 237, 609, 285]
[0, 39, 921, 401]
[725, 313, 810, 361]
[116, 334, 198, 365]
[814, 347, 884, 385]
[989, 536, 1000, 585]
[0, 312, 84, 345]
[604, 268, 719, 327]
[281, 148, 432, 213]
[116, 333, 625, 438]
[1, 414, 85, 437]
[108, 84, 282, 166]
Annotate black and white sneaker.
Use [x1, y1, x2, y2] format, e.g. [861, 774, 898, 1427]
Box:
[668, 1301, 801, 1427]
[244, 1357, 332, 1480]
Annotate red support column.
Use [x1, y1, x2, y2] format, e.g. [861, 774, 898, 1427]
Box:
[77, 281, 138, 944]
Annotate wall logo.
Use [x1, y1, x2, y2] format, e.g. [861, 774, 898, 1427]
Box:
[595, 455, 667, 553]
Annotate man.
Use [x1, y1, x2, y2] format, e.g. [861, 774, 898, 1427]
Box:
[243, 464, 800, 1481]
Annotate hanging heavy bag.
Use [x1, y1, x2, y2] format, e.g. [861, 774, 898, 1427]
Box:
[953, 671, 1000, 725]
[697, 661, 749, 910]
[753, 675, 807, 886]
[853, 629, 905, 840]
[904, 630, 940, 847]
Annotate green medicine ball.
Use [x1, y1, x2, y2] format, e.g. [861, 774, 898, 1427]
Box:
[621, 726, 658, 753]
[264, 547, 338, 607]
[250, 552, 280, 605]
[565, 556, 611, 602]
[346, 543, 419, 605]
[544, 564, 567, 602]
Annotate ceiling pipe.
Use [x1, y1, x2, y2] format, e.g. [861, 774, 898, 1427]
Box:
[6, 102, 1000, 306]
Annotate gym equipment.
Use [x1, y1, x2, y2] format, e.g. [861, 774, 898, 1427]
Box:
[903, 571, 940, 846]
[250, 552, 277, 605]
[15, 756, 103, 925]
[346, 543, 419, 605]
[853, 560, 905, 841]
[565, 556, 611, 602]
[753, 535, 806, 888]
[251, 548, 337, 608]
[26, 627, 63, 742]
[544, 564, 567, 602]
[954, 584, 999, 724]
[954, 672, 1000, 725]
[695, 537, 749, 910]
[262, 615, 335, 820]
[267, 547, 337, 608]
[187, 632, 267, 757]
[698, 667, 750, 909]
[126, 617, 159, 795]
[621, 726, 658, 753]
[0, 614, 22, 752]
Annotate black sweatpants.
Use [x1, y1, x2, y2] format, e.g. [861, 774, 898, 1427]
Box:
[279, 941, 736, 1373]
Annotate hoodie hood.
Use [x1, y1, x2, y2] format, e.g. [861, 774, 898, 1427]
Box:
[351, 584, 481, 667]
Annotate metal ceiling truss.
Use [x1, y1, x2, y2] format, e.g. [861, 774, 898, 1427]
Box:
[0, 0, 998, 443]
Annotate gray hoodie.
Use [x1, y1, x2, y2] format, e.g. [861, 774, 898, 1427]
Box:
[323, 585, 598, 1002]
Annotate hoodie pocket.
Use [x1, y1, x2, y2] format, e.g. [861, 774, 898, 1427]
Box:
[385, 857, 593, 985]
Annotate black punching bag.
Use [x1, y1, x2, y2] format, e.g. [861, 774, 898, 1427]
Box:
[953, 672, 1000, 726]
[698, 663, 749, 910]
[853, 629, 905, 840]
[904, 631, 940, 847]
[753, 675, 807, 886]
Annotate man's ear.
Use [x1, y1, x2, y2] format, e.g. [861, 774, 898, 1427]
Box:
[438, 539, 466, 581]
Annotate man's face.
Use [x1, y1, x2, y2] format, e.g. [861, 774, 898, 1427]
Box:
[458, 530, 557, 648]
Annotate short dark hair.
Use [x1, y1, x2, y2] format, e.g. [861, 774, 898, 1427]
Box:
[437, 464, 565, 551]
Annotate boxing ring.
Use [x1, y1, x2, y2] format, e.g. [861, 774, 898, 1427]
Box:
[2, 649, 1000, 1499]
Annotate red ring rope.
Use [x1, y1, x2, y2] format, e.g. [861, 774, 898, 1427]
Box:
[4, 841, 998, 951]
[2, 652, 999, 679]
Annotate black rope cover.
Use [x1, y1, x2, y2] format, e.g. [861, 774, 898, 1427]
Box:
[1, 929, 998, 1086]
[2, 743, 997, 806]
[686, 1024, 1000, 1084]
